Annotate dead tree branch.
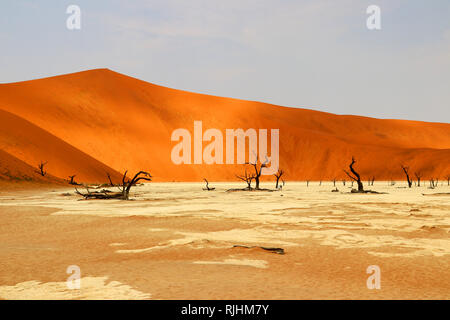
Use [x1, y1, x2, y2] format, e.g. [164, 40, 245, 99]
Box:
[203, 178, 215, 191]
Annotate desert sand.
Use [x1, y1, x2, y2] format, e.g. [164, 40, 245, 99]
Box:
[0, 182, 449, 299]
[0, 69, 449, 184]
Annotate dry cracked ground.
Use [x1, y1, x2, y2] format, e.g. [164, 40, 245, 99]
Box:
[0, 182, 449, 299]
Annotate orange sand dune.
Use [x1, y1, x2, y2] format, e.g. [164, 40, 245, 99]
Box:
[0, 68, 449, 183]
[0, 109, 123, 183]
[0, 148, 63, 186]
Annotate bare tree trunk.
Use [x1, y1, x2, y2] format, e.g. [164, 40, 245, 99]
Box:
[401, 165, 412, 188]
[106, 172, 115, 186]
[344, 157, 364, 192]
[274, 170, 284, 189]
[430, 179, 435, 189]
[254, 173, 260, 189]
[246, 155, 268, 190]
[236, 170, 254, 190]
[38, 161, 47, 176]
[68, 175, 79, 185]
[414, 172, 422, 187]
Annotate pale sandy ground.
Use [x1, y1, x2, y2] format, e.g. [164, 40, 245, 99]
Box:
[0, 182, 449, 300]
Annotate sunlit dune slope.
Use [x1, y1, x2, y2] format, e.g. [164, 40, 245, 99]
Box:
[0, 68, 449, 182]
[0, 109, 123, 183]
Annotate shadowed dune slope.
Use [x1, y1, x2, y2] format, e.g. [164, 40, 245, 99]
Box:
[0, 68, 449, 182]
[0, 109, 123, 183]
[0, 148, 63, 186]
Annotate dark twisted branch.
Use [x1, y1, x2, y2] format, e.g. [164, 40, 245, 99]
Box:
[245, 154, 268, 190]
[236, 170, 255, 190]
[37, 161, 47, 176]
[401, 165, 412, 188]
[343, 157, 364, 192]
[75, 170, 152, 200]
[203, 178, 215, 191]
[274, 169, 284, 189]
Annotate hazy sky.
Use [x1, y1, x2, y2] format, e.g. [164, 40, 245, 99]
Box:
[1, 0, 449, 122]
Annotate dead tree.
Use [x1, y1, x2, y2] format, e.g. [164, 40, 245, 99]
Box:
[76, 171, 152, 200]
[203, 178, 215, 191]
[342, 179, 346, 186]
[274, 169, 284, 189]
[368, 176, 375, 186]
[236, 170, 255, 190]
[414, 172, 422, 187]
[343, 157, 364, 192]
[245, 155, 267, 190]
[68, 175, 79, 185]
[401, 165, 413, 188]
[434, 178, 439, 188]
[429, 178, 437, 189]
[333, 178, 336, 187]
[446, 175, 450, 186]
[38, 161, 47, 176]
[120, 171, 152, 200]
[306, 180, 310, 187]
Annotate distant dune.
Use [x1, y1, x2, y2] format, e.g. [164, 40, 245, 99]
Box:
[0, 109, 122, 184]
[0, 68, 449, 184]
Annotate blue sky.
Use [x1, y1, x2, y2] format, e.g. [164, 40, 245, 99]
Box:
[1, 0, 449, 122]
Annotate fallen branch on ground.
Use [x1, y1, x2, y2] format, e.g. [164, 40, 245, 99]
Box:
[75, 170, 152, 200]
[233, 245, 285, 255]
[422, 192, 450, 196]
